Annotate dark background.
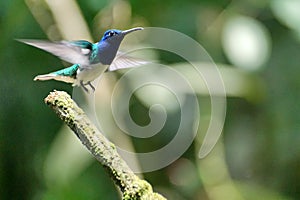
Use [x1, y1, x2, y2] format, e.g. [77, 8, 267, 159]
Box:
[1, 0, 300, 199]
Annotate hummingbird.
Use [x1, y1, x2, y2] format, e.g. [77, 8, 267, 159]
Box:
[18, 27, 144, 92]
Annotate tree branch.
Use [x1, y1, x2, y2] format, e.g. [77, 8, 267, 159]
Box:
[44, 90, 166, 200]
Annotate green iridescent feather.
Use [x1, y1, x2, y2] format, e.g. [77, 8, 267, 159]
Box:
[52, 64, 80, 78]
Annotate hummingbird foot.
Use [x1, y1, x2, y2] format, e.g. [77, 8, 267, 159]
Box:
[87, 81, 95, 91]
[80, 80, 89, 92]
[80, 80, 95, 93]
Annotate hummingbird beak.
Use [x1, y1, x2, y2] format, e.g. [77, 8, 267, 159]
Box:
[122, 27, 143, 35]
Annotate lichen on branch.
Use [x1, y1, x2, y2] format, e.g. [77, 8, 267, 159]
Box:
[44, 90, 166, 200]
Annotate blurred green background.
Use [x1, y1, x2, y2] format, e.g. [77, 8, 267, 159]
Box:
[1, 0, 300, 199]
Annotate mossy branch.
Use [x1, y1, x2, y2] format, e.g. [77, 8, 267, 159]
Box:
[44, 90, 166, 200]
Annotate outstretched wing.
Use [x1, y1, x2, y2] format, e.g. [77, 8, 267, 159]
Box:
[17, 39, 93, 65]
[108, 51, 150, 72]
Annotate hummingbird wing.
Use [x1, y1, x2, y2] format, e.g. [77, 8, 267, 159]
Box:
[108, 52, 150, 72]
[17, 39, 93, 65]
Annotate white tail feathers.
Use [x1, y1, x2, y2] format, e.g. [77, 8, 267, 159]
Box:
[34, 74, 57, 81]
[34, 73, 75, 83]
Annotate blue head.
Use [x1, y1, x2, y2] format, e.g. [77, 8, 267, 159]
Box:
[101, 29, 123, 42]
[95, 27, 143, 65]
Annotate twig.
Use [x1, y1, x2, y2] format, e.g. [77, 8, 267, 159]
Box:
[44, 90, 166, 200]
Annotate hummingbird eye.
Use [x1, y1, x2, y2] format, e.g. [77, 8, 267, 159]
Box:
[108, 31, 116, 37]
[101, 29, 122, 41]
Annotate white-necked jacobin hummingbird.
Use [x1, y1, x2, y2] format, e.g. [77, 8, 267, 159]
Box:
[18, 27, 144, 92]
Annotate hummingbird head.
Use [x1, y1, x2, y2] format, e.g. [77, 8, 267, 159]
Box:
[100, 27, 143, 42]
[96, 27, 143, 65]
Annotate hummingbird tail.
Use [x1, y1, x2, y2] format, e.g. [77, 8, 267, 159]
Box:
[34, 73, 75, 83]
[34, 74, 57, 81]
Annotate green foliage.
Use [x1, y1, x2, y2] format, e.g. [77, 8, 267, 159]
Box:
[1, 0, 300, 199]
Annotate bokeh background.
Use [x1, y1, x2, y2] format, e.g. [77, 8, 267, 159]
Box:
[1, 0, 300, 199]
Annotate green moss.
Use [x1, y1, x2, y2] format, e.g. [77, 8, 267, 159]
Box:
[44, 90, 167, 200]
[122, 180, 157, 200]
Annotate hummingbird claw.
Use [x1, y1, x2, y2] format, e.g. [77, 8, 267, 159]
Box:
[87, 81, 95, 91]
[80, 80, 89, 92]
[80, 80, 95, 93]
